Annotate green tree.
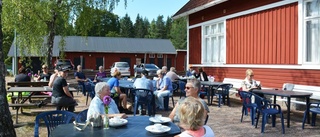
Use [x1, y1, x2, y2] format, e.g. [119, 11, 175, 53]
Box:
[155, 15, 166, 39]
[0, 0, 16, 136]
[147, 19, 157, 38]
[142, 17, 150, 38]
[2, 0, 126, 68]
[133, 14, 144, 38]
[165, 16, 172, 39]
[170, 17, 187, 49]
[119, 14, 134, 37]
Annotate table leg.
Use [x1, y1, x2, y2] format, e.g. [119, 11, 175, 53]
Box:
[287, 97, 291, 128]
[21, 92, 35, 104]
[273, 95, 276, 104]
[306, 97, 310, 124]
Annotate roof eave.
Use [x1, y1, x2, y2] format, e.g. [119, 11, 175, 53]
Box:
[172, 0, 228, 20]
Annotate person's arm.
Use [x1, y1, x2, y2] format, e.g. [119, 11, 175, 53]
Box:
[169, 102, 179, 121]
[48, 74, 56, 88]
[63, 86, 73, 98]
[114, 87, 122, 94]
[160, 78, 169, 91]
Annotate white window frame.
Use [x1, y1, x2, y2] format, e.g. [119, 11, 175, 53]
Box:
[201, 21, 226, 65]
[300, 0, 320, 65]
[157, 54, 163, 58]
[149, 54, 155, 58]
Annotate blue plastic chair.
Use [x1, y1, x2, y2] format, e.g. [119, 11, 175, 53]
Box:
[302, 102, 320, 129]
[76, 109, 88, 123]
[85, 80, 96, 105]
[239, 91, 258, 126]
[178, 80, 186, 98]
[34, 110, 77, 137]
[253, 93, 285, 134]
[211, 84, 233, 107]
[132, 88, 155, 116]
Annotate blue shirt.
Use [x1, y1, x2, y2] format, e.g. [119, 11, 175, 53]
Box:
[133, 76, 153, 91]
[87, 96, 119, 120]
[107, 77, 119, 93]
[159, 76, 173, 91]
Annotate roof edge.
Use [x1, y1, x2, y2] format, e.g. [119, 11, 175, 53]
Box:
[173, 0, 228, 20]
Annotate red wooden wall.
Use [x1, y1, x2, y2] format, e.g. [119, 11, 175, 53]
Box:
[227, 3, 298, 64]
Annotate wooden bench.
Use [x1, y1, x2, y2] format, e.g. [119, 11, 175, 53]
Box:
[7, 81, 48, 87]
[10, 95, 51, 104]
[276, 84, 320, 107]
[222, 78, 244, 94]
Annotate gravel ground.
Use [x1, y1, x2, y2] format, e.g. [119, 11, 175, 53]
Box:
[6, 76, 320, 137]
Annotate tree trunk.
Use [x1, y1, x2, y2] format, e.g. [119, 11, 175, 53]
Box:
[0, 0, 17, 136]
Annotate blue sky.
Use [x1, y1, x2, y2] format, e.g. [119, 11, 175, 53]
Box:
[112, 0, 189, 22]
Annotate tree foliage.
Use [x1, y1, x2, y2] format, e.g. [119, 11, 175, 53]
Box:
[170, 17, 187, 49]
[119, 14, 134, 37]
[2, 0, 127, 68]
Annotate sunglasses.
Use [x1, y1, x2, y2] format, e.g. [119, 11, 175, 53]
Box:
[185, 86, 194, 90]
[42, 67, 47, 69]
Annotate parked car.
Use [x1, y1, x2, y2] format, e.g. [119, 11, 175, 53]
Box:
[54, 59, 74, 70]
[134, 63, 159, 77]
[110, 62, 131, 77]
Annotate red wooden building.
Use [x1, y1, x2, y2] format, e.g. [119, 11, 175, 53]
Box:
[173, 0, 320, 88]
[8, 36, 187, 76]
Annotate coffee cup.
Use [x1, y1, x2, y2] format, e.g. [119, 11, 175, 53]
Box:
[154, 124, 162, 130]
[155, 114, 162, 120]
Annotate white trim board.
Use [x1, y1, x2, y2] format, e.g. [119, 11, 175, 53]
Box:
[189, 64, 320, 70]
[188, 0, 298, 29]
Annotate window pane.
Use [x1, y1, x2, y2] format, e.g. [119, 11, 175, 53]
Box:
[305, 19, 320, 62]
[219, 36, 225, 62]
[218, 23, 224, 33]
[212, 37, 219, 62]
[205, 26, 209, 35]
[306, 0, 320, 17]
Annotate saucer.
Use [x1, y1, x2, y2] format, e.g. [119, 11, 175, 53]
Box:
[145, 125, 171, 134]
[109, 118, 128, 127]
[149, 117, 171, 124]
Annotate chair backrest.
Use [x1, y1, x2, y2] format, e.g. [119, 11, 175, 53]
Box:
[283, 83, 295, 91]
[251, 93, 270, 110]
[132, 88, 154, 101]
[215, 84, 233, 95]
[76, 109, 88, 123]
[179, 81, 186, 92]
[172, 82, 178, 93]
[204, 114, 209, 125]
[34, 110, 77, 137]
[239, 91, 253, 106]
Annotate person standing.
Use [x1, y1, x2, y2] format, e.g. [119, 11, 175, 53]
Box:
[74, 65, 88, 96]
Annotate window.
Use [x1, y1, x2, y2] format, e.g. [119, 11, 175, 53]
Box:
[303, 0, 320, 64]
[157, 54, 163, 58]
[202, 21, 225, 64]
[149, 54, 155, 58]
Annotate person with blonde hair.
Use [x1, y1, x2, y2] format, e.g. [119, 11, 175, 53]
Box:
[175, 97, 214, 137]
[241, 69, 261, 91]
[107, 71, 131, 114]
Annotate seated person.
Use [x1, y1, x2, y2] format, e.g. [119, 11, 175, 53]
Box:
[107, 71, 131, 114]
[37, 64, 51, 81]
[133, 70, 154, 115]
[51, 66, 77, 112]
[87, 82, 127, 120]
[194, 67, 209, 81]
[166, 67, 180, 82]
[74, 65, 88, 96]
[15, 66, 31, 82]
[94, 66, 107, 82]
[175, 97, 214, 137]
[241, 69, 261, 91]
[154, 69, 172, 110]
[169, 78, 209, 123]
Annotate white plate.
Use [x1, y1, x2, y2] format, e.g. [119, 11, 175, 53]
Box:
[149, 117, 171, 124]
[109, 118, 128, 127]
[145, 125, 171, 134]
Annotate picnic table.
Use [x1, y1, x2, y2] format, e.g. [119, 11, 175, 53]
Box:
[7, 81, 49, 87]
[7, 86, 77, 123]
